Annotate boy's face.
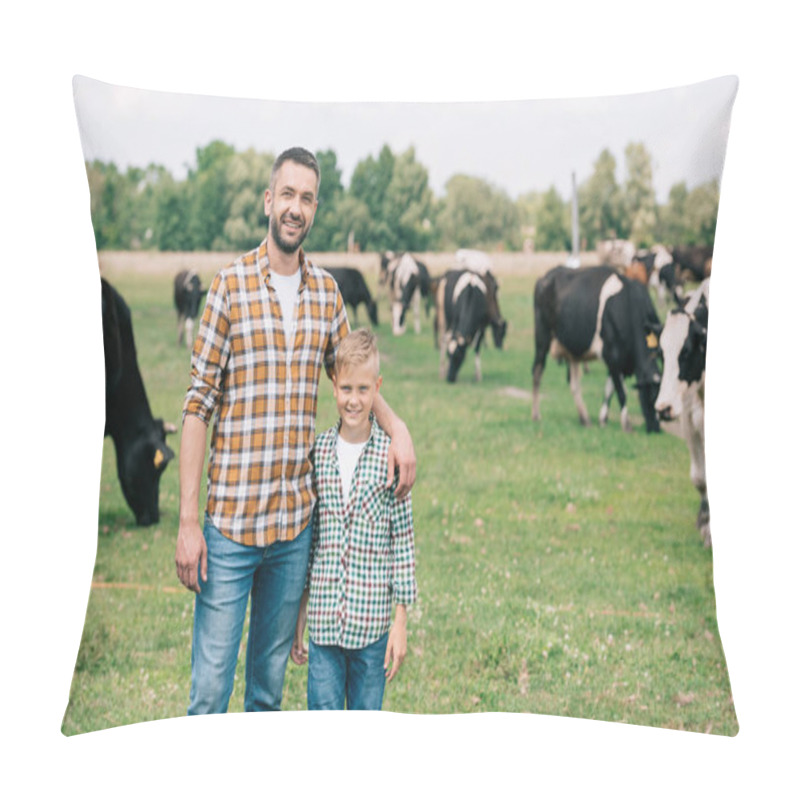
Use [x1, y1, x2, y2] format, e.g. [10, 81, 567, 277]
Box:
[332, 358, 382, 442]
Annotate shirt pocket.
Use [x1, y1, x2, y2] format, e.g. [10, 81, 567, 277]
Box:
[361, 482, 389, 527]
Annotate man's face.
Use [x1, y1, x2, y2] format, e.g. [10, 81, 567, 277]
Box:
[264, 161, 319, 255]
[332, 359, 382, 443]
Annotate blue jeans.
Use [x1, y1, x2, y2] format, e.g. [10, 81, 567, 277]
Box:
[307, 632, 389, 710]
[188, 515, 311, 714]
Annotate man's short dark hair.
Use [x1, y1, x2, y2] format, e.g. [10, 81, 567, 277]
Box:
[270, 147, 320, 191]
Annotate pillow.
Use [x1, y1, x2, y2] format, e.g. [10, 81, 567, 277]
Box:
[65, 74, 738, 738]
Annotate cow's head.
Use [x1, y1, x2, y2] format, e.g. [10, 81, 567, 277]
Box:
[491, 317, 507, 349]
[633, 318, 664, 433]
[655, 295, 708, 421]
[446, 335, 469, 383]
[117, 420, 176, 526]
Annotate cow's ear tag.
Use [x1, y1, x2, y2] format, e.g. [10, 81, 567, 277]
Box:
[646, 332, 658, 349]
[154, 449, 165, 468]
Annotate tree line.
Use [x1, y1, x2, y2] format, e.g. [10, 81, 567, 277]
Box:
[86, 140, 720, 254]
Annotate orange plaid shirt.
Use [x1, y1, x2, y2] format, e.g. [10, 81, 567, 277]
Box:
[183, 240, 350, 546]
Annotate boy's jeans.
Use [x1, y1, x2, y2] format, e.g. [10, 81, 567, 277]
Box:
[307, 632, 389, 710]
[188, 515, 311, 714]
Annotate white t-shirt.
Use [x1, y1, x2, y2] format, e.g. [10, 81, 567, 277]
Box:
[270, 269, 301, 344]
[337, 434, 368, 502]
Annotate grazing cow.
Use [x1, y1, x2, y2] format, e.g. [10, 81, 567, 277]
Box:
[597, 238, 636, 269]
[324, 266, 378, 326]
[654, 279, 711, 546]
[435, 269, 507, 382]
[103, 278, 176, 525]
[531, 265, 662, 432]
[671, 244, 713, 283]
[381, 252, 431, 335]
[174, 269, 207, 348]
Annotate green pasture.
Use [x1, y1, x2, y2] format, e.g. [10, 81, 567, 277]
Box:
[62, 263, 737, 736]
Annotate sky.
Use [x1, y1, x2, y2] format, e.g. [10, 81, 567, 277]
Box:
[73, 74, 737, 203]
[6, 1, 799, 798]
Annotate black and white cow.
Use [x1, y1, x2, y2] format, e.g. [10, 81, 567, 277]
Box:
[103, 278, 175, 525]
[435, 269, 507, 382]
[380, 252, 431, 335]
[631, 244, 684, 306]
[671, 244, 713, 284]
[174, 269, 207, 348]
[532, 265, 662, 432]
[655, 279, 711, 546]
[324, 266, 378, 326]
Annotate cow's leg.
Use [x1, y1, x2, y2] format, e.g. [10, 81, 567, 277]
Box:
[184, 317, 195, 349]
[439, 332, 450, 380]
[608, 372, 631, 432]
[599, 376, 615, 427]
[531, 316, 551, 421]
[392, 302, 405, 336]
[177, 313, 186, 346]
[568, 361, 591, 426]
[531, 359, 545, 420]
[684, 398, 710, 546]
[473, 330, 485, 383]
[413, 289, 421, 335]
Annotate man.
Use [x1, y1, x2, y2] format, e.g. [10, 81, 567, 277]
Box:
[175, 147, 416, 714]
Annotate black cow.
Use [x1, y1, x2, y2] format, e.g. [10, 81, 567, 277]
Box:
[531, 265, 662, 433]
[324, 267, 378, 326]
[174, 269, 207, 348]
[655, 279, 711, 545]
[380, 252, 432, 335]
[671, 244, 713, 283]
[435, 269, 507, 383]
[103, 278, 175, 525]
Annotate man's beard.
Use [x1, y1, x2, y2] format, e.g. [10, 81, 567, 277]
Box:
[270, 212, 309, 255]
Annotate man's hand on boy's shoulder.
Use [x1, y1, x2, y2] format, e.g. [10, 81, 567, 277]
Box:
[386, 421, 416, 500]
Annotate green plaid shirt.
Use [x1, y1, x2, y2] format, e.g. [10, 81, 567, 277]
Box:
[307, 417, 417, 649]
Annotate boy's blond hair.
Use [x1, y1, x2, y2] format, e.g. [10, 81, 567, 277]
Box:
[335, 328, 380, 378]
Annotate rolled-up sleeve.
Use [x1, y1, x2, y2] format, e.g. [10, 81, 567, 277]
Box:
[182, 270, 231, 424]
[390, 491, 418, 607]
[323, 283, 350, 380]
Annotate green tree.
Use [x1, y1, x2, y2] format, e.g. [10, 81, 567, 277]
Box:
[578, 148, 625, 249]
[304, 148, 345, 252]
[220, 148, 274, 251]
[186, 140, 236, 250]
[685, 180, 720, 247]
[349, 144, 395, 244]
[657, 181, 690, 245]
[533, 186, 571, 251]
[435, 174, 520, 251]
[153, 173, 193, 251]
[328, 195, 374, 252]
[383, 147, 435, 251]
[624, 142, 657, 247]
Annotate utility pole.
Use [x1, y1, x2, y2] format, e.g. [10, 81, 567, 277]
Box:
[566, 171, 580, 268]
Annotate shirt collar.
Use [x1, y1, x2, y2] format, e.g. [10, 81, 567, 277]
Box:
[335, 413, 379, 445]
[257, 237, 309, 288]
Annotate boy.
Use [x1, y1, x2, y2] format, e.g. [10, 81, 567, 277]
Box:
[291, 328, 417, 710]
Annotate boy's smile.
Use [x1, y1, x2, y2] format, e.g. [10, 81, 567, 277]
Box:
[332, 359, 382, 444]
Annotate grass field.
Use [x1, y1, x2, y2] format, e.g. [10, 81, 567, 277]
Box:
[61, 252, 737, 736]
